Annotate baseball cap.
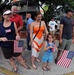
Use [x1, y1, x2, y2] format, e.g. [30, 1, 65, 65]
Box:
[65, 9, 73, 14]
[3, 10, 11, 15]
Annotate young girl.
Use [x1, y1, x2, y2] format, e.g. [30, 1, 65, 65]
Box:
[42, 32, 57, 71]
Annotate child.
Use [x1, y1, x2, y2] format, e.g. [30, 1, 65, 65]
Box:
[42, 32, 57, 71]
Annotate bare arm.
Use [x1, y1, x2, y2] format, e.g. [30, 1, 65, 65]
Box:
[72, 26, 74, 39]
[27, 24, 31, 31]
[14, 22, 20, 40]
[30, 23, 33, 44]
[17, 26, 23, 32]
[59, 24, 63, 40]
[72, 26, 74, 43]
[44, 41, 52, 51]
[17, 16, 23, 31]
[14, 22, 19, 36]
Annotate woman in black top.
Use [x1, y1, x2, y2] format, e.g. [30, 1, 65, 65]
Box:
[0, 10, 30, 72]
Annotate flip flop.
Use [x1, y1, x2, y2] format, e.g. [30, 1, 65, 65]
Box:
[36, 59, 41, 63]
[12, 68, 18, 73]
[32, 64, 37, 69]
[47, 67, 50, 70]
[23, 65, 31, 69]
[42, 67, 48, 71]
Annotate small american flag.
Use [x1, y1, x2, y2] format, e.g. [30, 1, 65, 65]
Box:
[57, 50, 74, 68]
[14, 40, 24, 53]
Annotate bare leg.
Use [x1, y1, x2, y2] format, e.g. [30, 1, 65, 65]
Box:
[9, 57, 17, 71]
[46, 62, 50, 70]
[55, 50, 62, 63]
[42, 62, 48, 71]
[32, 56, 37, 69]
[36, 57, 41, 62]
[16, 55, 29, 69]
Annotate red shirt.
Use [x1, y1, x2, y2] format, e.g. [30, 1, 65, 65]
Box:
[10, 14, 23, 28]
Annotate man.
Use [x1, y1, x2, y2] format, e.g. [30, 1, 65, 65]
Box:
[48, 18, 58, 35]
[26, 13, 34, 50]
[10, 5, 23, 32]
[55, 9, 74, 63]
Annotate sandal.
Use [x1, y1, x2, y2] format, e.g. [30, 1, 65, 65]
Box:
[32, 64, 37, 69]
[47, 66, 50, 70]
[23, 65, 31, 69]
[42, 67, 48, 71]
[36, 59, 41, 63]
[12, 68, 18, 73]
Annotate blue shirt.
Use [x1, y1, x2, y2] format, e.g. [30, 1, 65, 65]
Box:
[26, 18, 34, 32]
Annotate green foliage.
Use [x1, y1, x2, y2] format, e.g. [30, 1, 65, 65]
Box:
[67, 0, 74, 9]
[36, 0, 74, 23]
[43, 5, 49, 12]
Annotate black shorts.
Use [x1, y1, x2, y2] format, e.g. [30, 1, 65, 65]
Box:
[1, 47, 21, 59]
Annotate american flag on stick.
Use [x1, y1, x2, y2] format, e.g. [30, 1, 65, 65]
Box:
[57, 50, 74, 68]
[14, 40, 24, 53]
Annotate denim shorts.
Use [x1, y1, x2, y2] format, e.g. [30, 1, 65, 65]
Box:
[42, 52, 53, 63]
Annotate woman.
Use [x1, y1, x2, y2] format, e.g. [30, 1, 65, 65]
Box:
[30, 12, 48, 69]
[0, 10, 30, 72]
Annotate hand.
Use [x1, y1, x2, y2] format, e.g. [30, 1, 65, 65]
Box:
[0, 37, 8, 42]
[59, 39, 62, 44]
[16, 35, 20, 40]
[31, 42, 34, 48]
[72, 39, 74, 44]
[49, 46, 53, 49]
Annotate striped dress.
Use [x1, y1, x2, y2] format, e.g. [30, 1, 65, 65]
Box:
[32, 25, 45, 57]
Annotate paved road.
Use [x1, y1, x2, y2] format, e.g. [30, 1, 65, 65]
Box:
[0, 39, 74, 75]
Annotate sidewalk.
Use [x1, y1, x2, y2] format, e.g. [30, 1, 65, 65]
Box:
[0, 39, 74, 75]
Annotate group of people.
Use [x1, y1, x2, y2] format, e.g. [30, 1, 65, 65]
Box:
[0, 5, 74, 73]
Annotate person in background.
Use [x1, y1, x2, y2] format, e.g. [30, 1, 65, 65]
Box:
[10, 5, 23, 32]
[42, 33, 57, 71]
[56, 20, 60, 32]
[0, 10, 30, 73]
[26, 13, 34, 50]
[10, 5, 27, 62]
[55, 9, 74, 63]
[48, 18, 58, 35]
[30, 12, 48, 69]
